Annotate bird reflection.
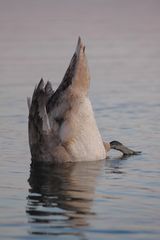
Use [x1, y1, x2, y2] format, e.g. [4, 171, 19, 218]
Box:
[26, 158, 125, 237]
[26, 160, 105, 237]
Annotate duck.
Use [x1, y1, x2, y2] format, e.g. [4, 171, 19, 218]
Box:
[27, 37, 140, 164]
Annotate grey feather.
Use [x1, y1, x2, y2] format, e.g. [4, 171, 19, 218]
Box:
[45, 81, 54, 100]
[47, 53, 77, 113]
[27, 97, 31, 110]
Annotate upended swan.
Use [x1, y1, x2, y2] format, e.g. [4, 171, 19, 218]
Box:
[27, 37, 140, 163]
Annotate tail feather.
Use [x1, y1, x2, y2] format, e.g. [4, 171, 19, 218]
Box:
[27, 97, 31, 110]
[28, 79, 53, 149]
[45, 81, 54, 99]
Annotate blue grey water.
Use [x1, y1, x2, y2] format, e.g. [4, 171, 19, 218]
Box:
[0, 0, 160, 239]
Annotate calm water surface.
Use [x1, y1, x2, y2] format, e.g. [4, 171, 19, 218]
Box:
[0, 1, 160, 239]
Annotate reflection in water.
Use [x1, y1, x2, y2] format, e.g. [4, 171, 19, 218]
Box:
[26, 159, 124, 237]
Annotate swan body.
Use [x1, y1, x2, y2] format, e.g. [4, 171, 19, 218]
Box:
[28, 37, 140, 164]
[59, 97, 106, 161]
[28, 38, 107, 163]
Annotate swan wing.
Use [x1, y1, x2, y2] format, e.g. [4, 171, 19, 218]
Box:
[46, 37, 90, 121]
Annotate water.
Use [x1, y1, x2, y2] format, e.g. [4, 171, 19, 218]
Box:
[0, 0, 160, 239]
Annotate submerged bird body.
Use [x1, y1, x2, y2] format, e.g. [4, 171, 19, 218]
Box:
[28, 37, 140, 163]
[28, 38, 106, 163]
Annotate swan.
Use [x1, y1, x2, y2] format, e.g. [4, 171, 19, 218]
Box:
[27, 37, 140, 164]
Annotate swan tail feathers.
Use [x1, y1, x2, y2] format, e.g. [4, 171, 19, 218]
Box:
[28, 79, 54, 150]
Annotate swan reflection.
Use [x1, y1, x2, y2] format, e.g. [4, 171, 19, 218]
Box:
[26, 158, 124, 237]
